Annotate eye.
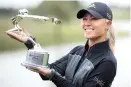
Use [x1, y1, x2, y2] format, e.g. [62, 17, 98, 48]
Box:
[91, 17, 98, 20]
[83, 17, 87, 21]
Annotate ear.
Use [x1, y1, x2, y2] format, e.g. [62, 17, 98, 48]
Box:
[106, 20, 112, 29]
[107, 20, 112, 26]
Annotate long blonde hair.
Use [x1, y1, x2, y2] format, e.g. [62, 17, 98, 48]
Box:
[107, 25, 115, 52]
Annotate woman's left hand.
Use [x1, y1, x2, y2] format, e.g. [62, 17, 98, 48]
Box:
[26, 67, 52, 78]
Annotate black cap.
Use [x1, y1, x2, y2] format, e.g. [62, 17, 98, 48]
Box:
[77, 2, 113, 20]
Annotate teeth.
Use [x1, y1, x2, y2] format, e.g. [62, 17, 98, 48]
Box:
[85, 29, 93, 31]
[85, 29, 92, 32]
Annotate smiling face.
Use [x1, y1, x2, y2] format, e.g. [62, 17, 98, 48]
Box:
[81, 13, 111, 41]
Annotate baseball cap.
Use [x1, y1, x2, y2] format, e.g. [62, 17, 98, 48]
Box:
[77, 2, 113, 20]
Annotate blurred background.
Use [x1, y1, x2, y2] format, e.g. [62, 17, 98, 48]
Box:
[0, 0, 130, 87]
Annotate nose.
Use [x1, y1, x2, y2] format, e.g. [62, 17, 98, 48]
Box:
[83, 18, 92, 26]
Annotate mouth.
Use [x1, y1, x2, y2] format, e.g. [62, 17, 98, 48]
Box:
[84, 28, 94, 32]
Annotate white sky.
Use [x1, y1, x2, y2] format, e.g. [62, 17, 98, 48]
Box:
[0, 0, 44, 8]
[80, 0, 131, 7]
[0, 0, 130, 8]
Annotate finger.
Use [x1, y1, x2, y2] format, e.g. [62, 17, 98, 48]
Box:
[6, 31, 27, 43]
[7, 32, 25, 42]
[6, 31, 19, 39]
[37, 67, 45, 72]
[37, 67, 52, 77]
[26, 67, 39, 73]
[36, 67, 46, 74]
[37, 67, 49, 74]
[6, 30, 27, 37]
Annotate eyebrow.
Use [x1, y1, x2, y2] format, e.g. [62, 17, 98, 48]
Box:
[84, 13, 95, 17]
[83, 15, 95, 19]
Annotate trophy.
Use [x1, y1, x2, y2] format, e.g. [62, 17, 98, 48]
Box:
[6, 9, 61, 69]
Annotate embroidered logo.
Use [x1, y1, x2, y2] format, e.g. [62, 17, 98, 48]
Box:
[88, 4, 96, 8]
[93, 77, 105, 87]
[107, 13, 111, 19]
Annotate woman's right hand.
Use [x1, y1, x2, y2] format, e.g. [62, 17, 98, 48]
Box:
[6, 30, 28, 43]
[6, 29, 36, 49]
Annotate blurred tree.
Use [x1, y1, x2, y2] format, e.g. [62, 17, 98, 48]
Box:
[28, 1, 82, 45]
[31, 1, 82, 22]
[0, 8, 17, 17]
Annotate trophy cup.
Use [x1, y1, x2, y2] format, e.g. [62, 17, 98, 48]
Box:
[6, 9, 61, 69]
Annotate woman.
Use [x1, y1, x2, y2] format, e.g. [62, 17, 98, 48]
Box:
[6, 2, 117, 87]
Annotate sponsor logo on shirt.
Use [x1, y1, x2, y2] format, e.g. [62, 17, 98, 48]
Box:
[93, 76, 105, 87]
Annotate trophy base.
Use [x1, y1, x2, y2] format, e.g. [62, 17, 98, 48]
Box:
[21, 62, 48, 69]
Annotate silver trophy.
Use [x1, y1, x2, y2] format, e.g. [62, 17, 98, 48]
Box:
[7, 9, 61, 69]
[22, 43, 50, 68]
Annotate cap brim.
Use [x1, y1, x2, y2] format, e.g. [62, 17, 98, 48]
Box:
[77, 9, 103, 19]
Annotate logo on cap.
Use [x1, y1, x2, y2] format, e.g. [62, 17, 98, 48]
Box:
[88, 4, 95, 8]
[107, 13, 111, 20]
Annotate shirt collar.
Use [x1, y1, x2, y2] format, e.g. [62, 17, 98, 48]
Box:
[84, 39, 110, 53]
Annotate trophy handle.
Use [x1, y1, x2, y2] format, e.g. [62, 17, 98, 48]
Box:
[12, 9, 61, 25]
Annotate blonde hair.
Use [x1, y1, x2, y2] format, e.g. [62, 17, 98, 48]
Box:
[107, 25, 115, 52]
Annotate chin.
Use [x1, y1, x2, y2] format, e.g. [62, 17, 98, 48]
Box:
[84, 35, 94, 39]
